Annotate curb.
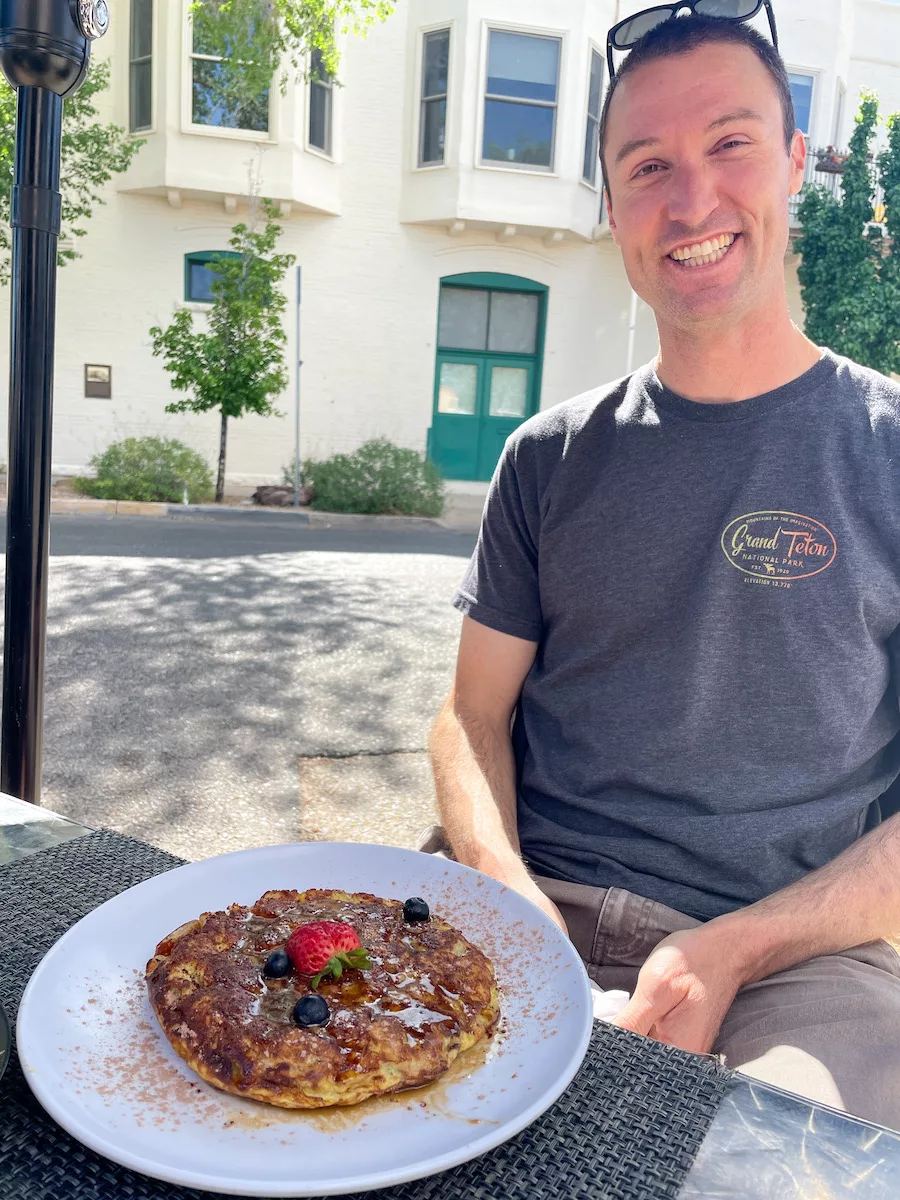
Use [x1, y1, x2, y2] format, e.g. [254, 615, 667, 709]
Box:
[0, 498, 480, 533]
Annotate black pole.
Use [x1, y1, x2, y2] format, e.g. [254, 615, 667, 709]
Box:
[1, 86, 62, 801]
[0, 0, 108, 801]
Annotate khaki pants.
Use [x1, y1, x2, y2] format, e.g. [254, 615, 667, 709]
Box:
[418, 829, 900, 1129]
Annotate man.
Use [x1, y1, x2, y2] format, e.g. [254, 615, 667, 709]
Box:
[428, 11, 900, 1129]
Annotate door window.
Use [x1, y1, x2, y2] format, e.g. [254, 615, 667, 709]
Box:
[489, 366, 529, 418]
[438, 363, 478, 414]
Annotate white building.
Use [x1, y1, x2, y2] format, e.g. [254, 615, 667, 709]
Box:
[4, 0, 900, 493]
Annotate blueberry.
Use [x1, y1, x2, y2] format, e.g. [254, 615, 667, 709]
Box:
[263, 949, 292, 978]
[403, 897, 430, 923]
[293, 994, 330, 1027]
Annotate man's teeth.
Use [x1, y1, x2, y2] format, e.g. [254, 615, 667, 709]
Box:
[669, 233, 737, 266]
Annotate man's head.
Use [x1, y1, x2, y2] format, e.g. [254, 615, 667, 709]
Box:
[600, 15, 806, 333]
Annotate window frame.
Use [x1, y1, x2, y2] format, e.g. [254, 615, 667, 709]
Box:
[581, 43, 604, 190]
[306, 46, 335, 159]
[129, 0, 154, 134]
[182, 0, 275, 142]
[476, 21, 565, 176]
[183, 250, 242, 304]
[832, 78, 847, 147]
[786, 66, 819, 143]
[417, 26, 451, 168]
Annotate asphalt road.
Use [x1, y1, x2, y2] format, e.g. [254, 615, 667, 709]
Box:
[8, 514, 477, 859]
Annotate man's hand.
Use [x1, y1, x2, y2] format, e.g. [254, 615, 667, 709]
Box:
[612, 924, 746, 1054]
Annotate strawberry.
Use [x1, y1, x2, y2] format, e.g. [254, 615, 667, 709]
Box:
[285, 920, 371, 989]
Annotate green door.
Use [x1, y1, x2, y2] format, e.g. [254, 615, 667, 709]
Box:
[429, 274, 546, 482]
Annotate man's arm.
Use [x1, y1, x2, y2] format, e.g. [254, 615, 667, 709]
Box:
[429, 616, 567, 933]
[613, 814, 900, 1053]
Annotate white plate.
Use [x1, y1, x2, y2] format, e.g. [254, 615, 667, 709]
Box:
[17, 842, 592, 1196]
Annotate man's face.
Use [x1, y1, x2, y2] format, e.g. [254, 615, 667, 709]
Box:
[604, 43, 806, 332]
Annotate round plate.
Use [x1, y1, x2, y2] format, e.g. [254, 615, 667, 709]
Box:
[0, 1000, 10, 1083]
[17, 842, 592, 1196]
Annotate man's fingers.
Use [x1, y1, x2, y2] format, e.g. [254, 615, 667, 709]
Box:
[610, 991, 660, 1037]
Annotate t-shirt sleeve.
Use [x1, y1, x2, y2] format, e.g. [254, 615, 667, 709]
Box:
[452, 437, 543, 643]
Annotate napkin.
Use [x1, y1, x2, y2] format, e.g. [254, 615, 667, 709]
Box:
[590, 981, 631, 1022]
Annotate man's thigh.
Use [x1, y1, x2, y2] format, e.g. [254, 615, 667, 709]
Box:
[713, 942, 900, 1131]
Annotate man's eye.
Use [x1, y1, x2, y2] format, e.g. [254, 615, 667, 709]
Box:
[718, 139, 748, 151]
[634, 163, 663, 178]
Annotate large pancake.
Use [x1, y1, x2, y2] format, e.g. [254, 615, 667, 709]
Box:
[146, 888, 500, 1109]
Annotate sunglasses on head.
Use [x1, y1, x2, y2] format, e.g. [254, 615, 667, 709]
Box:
[607, 1, 779, 81]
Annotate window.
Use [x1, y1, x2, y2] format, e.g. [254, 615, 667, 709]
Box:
[788, 72, 815, 139]
[308, 48, 334, 155]
[190, 0, 269, 133]
[482, 30, 561, 170]
[184, 251, 240, 303]
[582, 48, 604, 186]
[129, 0, 153, 132]
[833, 79, 846, 147]
[419, 29, 450, 166]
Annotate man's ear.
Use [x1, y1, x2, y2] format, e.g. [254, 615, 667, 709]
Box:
[788, 129, 807, 197]
[605, 189, 621, 247]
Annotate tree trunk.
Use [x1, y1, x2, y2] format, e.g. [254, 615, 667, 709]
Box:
[216, 411, 228, 503]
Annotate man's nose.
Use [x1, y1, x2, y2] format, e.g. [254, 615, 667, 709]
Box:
[665, 161, 720, 229]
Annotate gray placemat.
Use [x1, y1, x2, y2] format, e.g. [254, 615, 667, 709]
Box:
[0, 830, 732, 1200]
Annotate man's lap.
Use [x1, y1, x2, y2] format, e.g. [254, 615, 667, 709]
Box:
[416, 826, 900, 1127]
[534, 871, 900, 1130]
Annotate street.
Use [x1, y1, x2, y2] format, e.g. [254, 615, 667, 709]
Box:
[14, 514, 476, 860]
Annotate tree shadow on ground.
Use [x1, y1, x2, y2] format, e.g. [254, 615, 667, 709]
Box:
[0, 549, 463, 860]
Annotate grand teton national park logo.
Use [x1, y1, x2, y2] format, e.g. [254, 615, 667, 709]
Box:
[721, 511, 837, 585]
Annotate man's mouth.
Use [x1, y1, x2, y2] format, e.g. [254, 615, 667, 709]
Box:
[668, 233, 739, 267]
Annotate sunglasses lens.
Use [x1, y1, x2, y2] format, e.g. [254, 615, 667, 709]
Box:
[694, 0, 760, 17]
[612, 8, 677, 49]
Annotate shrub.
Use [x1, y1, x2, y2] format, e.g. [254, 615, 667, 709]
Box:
[73, 436, 214, 504]
[298, 439, 445, 517]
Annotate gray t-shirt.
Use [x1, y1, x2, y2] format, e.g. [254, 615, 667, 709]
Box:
[453, 350, 900, 921]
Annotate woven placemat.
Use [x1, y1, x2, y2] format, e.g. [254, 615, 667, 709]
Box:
[0, 830, 732, 1200]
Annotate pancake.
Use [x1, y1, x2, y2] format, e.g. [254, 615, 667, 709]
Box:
[146, 888, 500, 1109]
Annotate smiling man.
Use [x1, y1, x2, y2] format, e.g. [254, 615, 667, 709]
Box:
[427, 11, 900, 1128]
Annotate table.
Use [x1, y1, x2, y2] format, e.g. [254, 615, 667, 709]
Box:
[1, 794, 899, 1199]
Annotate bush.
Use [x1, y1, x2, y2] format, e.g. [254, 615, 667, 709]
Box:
[73, 436, 214, 504]
[298, 439, 445, 517]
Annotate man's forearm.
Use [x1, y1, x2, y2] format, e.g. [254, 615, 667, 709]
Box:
[716, 812, 900, 985]
[428, 699, 529, 882]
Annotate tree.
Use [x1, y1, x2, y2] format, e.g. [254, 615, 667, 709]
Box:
[0, 62, 143, 285]
[189, 0, 395, 116]
[796, 92, 900, 375]
[149, 200, 296, 502]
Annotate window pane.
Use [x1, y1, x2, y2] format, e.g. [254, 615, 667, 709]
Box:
[189, 262, 218, 302]
[487, 32, 559, 103]
[130, 60, 152, 131]
[438, 363, 478, 415]
[309, 82, 332, 153]
[488, 292, 539, 354]
[788, 72, 814, 135]
[483, 99, 554, 167]
[438, 288, 488, 350]
[489, 366, 528, 418]
[583, 114, 598, 184]
[192, 60, 268, 131]
[131, 0, 153, 59]
[421, 97, 446, 164]
[588, 49, 603, 118]
[423, 29, 449, 98]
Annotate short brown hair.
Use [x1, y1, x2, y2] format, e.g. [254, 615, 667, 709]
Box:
[599, 15, 795, 197]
